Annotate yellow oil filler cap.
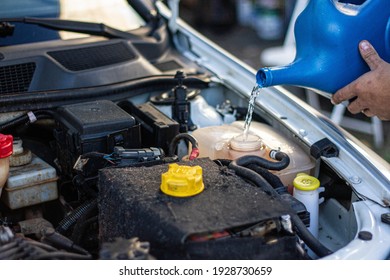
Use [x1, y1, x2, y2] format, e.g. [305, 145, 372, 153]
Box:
[293, 173, 320, 191]
[160, 163, 204, 197]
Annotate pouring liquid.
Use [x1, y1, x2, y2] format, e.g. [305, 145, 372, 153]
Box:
[243, 85, 262, 140]
[228, 85, 266, 158]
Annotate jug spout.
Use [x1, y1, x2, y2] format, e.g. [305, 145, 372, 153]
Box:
[256, 60, 327, 93]
[256, 65, 303, 89]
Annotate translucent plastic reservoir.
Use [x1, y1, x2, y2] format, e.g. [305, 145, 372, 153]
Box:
[191, 121, 315, 186]
[2, 154, 58, 210]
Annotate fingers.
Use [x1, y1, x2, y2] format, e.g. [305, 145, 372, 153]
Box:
[361, 108, 375, 118]
[331, 40, 383, 105]
[346, 97, 365, 114]
[331, 82, 357, 105]
[359, 40, 382, 71]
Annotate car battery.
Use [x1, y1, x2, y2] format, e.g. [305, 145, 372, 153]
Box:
[54, 100, 140, 177]
[99, 158, 303, 260]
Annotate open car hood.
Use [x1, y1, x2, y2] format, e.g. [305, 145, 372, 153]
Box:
[0, 1, 389, 261]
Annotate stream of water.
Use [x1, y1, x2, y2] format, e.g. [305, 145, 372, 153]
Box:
[243, 85, 262, 140]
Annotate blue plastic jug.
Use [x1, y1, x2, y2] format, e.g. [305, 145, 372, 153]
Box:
[256, 0, 390, 96]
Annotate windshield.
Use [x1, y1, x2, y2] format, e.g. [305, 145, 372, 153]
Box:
[1, 0, 145, 44]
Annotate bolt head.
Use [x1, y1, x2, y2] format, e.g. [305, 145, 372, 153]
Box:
[358, 231, 373, 241]
[381, 213, 390, 225]
[349, 176, 362, 184]
[299, 129, 308, 137]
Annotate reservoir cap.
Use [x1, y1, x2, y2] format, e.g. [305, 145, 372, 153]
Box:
[0, 134, 13, 158]
[160, 163, 204, 197]
[293, 173, 320, 191]
[230, 133, 263, 152]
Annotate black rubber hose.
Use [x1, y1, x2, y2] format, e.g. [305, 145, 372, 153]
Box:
[71, 203, 98, 245]
[56, 199, 98, 234]
[235, 150, 290, 171]
[291, 214, 333, 257]
[217, 158, 285, 190]
[0, 110, 56, 132]
[228, 160, 280, 198]
[0, 75, 211, 113]
[128, 0, 159, 23]
[218, 159, 287, 195]
[246, 163, 285, 190]
[213, 159, 232, 167]
[168, 132, 199, 157]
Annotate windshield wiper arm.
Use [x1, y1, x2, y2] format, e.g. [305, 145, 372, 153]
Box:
[0, 17, 144, 40]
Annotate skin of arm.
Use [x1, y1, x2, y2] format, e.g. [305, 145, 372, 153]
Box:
[331, 40, 390, 121]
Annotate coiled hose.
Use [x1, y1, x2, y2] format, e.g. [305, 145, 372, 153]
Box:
[56, 199, 98, 234]
[229, 160, 279, 198]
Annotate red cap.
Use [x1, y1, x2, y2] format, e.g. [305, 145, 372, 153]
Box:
[189, 147, 200, 160]
[0, 134, 13, 158]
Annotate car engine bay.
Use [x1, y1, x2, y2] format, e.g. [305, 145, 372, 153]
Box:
[0, 15, 368, 260]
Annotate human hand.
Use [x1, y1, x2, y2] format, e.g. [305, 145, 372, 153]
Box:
[331, 40, 390, 121]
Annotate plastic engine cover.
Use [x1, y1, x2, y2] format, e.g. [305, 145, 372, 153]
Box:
[98, 158, 302, 259]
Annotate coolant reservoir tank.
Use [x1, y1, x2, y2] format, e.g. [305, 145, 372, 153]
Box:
[190, 124, 267, 161]
[0, 134, 13, 197]
[191, 121, 315, 186]
[256, 0, 390, 95]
